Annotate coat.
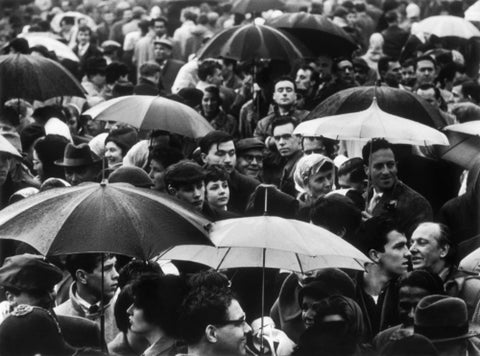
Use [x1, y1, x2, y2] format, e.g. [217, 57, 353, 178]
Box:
[227, 169, 260, 214]
[253, 108, 309, 142]
[57, 314, 105, 349]
[158, 59, 185, 95]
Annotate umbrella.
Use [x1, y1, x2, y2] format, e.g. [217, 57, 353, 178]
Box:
[266, 12, 357, 57]
[415, 15, 480, 39]
[306, 86, 447, 129]
[50, 11, 97, 33]
[440, 121, 480, 169]
[465, 1, 480, 22]
[0, 182, 213, 259]
[460, 246, 480, 273]
[197, 23, 309, 62]
[18, 33, 79, 62]
[231, 0, 285, 14]
[294, 98, 450, 146]
[0, 54, 85, 103]
[83, 95, 213, 138]
[0, 134, 22, 158]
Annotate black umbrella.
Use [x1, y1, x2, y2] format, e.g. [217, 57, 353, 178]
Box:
[266, 12, 358, 57]
[0, 53, 85, 104]
[231, 0, 285, 14]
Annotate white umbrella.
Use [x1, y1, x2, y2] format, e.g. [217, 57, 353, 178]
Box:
[50, 11, 97, 33]
[440, 121, 480, 169]
[293, 98, 450, 146]
[415, 15, 480, 39]
[465, 1, 480, 22]
[460, 248, 480, 274]
[19, 33, 79, 62]
[0, 134, 22, 158]
[444, 121, 480, 136]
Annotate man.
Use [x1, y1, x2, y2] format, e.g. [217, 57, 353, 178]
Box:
[54, 143, 103, 186]
[410, 222, 480, 323]
[381, 10, 409, 59]
[295, 66, 319, 110]
[55, 253, 120, 343]
[81, 57, 108, 106]
[196, 59, 235, 113]
[313, 58, 358, 105]
[272, 117, 303, 197]
[415, 84, 444, 110]
[148, 145, 184, 192]
[221, 58, 242, 91]
[235, 138, 265, 180]
[153, 38, 185, 95]
[178, 285, 252, 356]
[362, 138, 433, 236]
[0, 254, 103, 348]
[254, 76, 309, 142]
[400, 59, 416, 91]
[415, 55, 437, 87]
[301, 136, 335, 157]
[133, 61, 161, 96]
[73, 25, 102, 77]
[378, 56, 402, 88]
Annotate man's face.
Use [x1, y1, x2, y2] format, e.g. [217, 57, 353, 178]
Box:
[273, 123, 301, 157]
[149, 159, 165, 191]
[416, 60, 436, 86]
[127, 304, 154, 334]
[367, 148, 398, 192]
[452, 85, 466, 104]
[77, 30, 90, 45]
[83, 257, 119, 301]
[410, 223, 447, 272]
[202, 141, 236, 174]
[336, 60, 355, 85]
[377, 230, 411, 276]
[398, 286, 430, 327]
[295, 69, 314, 91]
[315, 55, 333, 80]
[0, 152, 12, 186]
[154, 44, 172, 61]
[401, 65, 416, 87]
[416, 88, 439, 108]
[236, 149, 263, 178]
[302, 137, 326, 156]
[174, 181, 205, 211]
[208, 68, 223, 87]
[273, 80, 296, 107]
[354, 66, 368, 85]
[213, 299, 252, 356]
[153, 20, 167, 37]
[384, 61, 402, 87]
[65, 165, 99, 186]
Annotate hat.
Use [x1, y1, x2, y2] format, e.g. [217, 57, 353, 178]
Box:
[177, 88, 203, 108]
[406, 3, 420, 19]
[105, 127, 138, 154]
[380, 334, 438, 356]
[84, 57, 107, 75]
[55, 143, 102, 167]
[8, 38, 30, 54]
[0, 305, 76, 356]
[164, 160, 206, 187]
[0, 254, 62, 291]
[414, 295, 480, 343]
[153, 38, 173, 49]
[109, 166, 153, 188]
[1, 131, 22, 155]
[101, 40, 122, 50]
[298, 268, 355, 305]
[20, 123, 45, 153]
[236, 138, 265, 154]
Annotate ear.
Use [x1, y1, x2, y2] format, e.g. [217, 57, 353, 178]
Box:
[369, 249, 381, 263]
[205, 324, 218, 343]
[167, 185, 177, 196]
[76, 269, 88, 284]
[200, 152, 207, 165]
[364, 164, 369, 177]
[440, 244, 450, 259]
[5, 291, 15, 304]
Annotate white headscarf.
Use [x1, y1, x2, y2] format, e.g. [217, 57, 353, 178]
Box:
[294, 153, 335, 197]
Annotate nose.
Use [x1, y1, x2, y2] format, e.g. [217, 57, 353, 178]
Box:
[193, 187, 202, 198]
[244, 322, 252, 334]
[111, 266, 119, 280]
[408, 306, 415, 320]
[404, 248, 412, 258]
[127, 304, 134, 315]
[224, 154, 232, 164]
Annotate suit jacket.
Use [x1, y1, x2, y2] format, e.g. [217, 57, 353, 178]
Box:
[158, 59, 185, 95]
[228, 169, 260, 214]
[57, 314, 105, 349]
[381, 25, 409, 59]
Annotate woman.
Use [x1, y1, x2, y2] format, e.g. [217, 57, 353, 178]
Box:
[204, 165, 230, 211]
[200, 86, 237, 137]
[104, 127, 138, 171]
[33, 134, 69, 183]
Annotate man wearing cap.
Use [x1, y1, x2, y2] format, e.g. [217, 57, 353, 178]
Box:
[153, 38, 185, 95]
[134, 62, 161, 96]
[0, 254, 103, 348]
[55, 143, 103, 186]
[235, 138, 265, 181]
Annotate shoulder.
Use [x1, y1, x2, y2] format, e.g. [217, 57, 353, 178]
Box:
[54, 299, 75, 315]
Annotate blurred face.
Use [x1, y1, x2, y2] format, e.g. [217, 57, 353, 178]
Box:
[202, 91, 220, 118]
[416, 88, 439, 108]
[105, 142, 123, 168]
[77, 30, 90, 45]
[154, 44, 172, 61]
[398, 285, 430, 327]
[202, 141, 236, 174]
[208, 68, 223, 86]
[354, 67, 368, 85]
[452, 85, 465, 104]
[84, 257, 119, 301]
[301, 295, 319, 328]
[86, 119, 106, 137]
[307, 168, 334, 200]
[90, 73, 106, 87]
[127, 304, 154, 335]
[236, 149, 263, 178]
[410, 223, 447, 273]
[206, 179, 230, 210]
[32, 150, 44, 181]
[401, 65, 416, 87]
[302, 137, 326, 156]
[174, 181, 205, 210]
[273, 123, 301, 157]
[377, 230, 411, 276]
[149, 159, 165, 191]
[367, 148, 397, 192]
[65, 165, 99, 186]
[7, 290, 56, 310]
[336, 60, 354, 85]
[315, 55, 333, 80]
[384, 61, 402, 87]
[295, 69, 314, 91]
[273, 80, 296, 107]
[416, 60, 436, 86]
[0, 153, 12, 186]
[153, 20, 167, 37]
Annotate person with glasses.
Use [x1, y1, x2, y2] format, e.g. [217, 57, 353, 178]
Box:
[235, 138, 265, 181]
[178, 285, 252, 356]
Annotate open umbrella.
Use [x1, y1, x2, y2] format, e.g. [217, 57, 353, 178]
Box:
[83, 95, 213, 138]
[295, 98, 450, 146]
[50, 11, 97, 33]
[0, 54, 85, 103]
[231, 0, 285, 14]
[0, 134, 22, 158]
[440, 121, 480, 169]
[18, 33, 79, 62]
[266, 12, 357, 57]
[465, 1, 480, 22]
[0, 182, 213, 259]
[306, 86, 447, 129]
[415, 15, 480, 39]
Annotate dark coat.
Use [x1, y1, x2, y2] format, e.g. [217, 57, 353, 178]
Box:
[56, 314, 105, 349]
[134, 77, 160, 96]
[158, 59, 185, 95]
[227, 169, 260, 214]
[381, 25, 409, 59]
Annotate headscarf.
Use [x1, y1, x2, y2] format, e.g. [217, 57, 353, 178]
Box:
[294, 153, 335, 198]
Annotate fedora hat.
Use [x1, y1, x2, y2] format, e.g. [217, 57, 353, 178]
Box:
[414, 294, 480, 343]
[55, 143, 102, 167]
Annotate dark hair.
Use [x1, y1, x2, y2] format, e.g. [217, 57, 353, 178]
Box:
[139, 62, 161, 77]
[414, 55, 437, 70]
[178, 286, 234, 345]
[416, 84, 447, 110]
[301, 136, 336, 158]
[398, 269, 445, 295]
[33, 134, 69, 181]
[65, 253, 110, 280]
[198, 59, 221, 82]
[105, 62, 129, 85]
[149, 145, 184, 169]
[118, 260, 163, 289]
[361, 138, 394, 164]
[203, 86, 222, 105]
[32, 105, 65, 125]
[77, 25, 92, 36]
[462, 81, 480, 104]
[187, 270, 230, 290]
[273, 75, 297, 92]
[298, 65, 320, 88]
[114, 284, 134, 333]
[131, 274, 187, 337]
[198, 130, 233, 154]
[384, 9, 398, 23]
[401, 58, 415, 68]
[150, 16, 168, 27]
[354, 216, 400, 255]
[332, 57, 353, 74]
[204, 164, 229, 184]
[271, 116, 297, 134]
[378, 56, 397, 76]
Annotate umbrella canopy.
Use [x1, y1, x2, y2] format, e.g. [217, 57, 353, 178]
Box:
[440, 121, 480, 169]
[231, 0, 285, 14]
[50, 11, 97, 33]
[460, 246, 480, 274]
[266, 12, 357, 57]
[306, 86, 447, 129]
[465, 1, 480, 22]
[83, 95, 213, 138]
[159, 216, 369, 272]
[18, 33, 79, 62]
[0, 134, 21, 158]
[295, 98, 449, 146]
[0, 54, 85, 103]
[197, 23, 309, 62]
[0, 182, 213, 259]
[415, 15, 480, 39]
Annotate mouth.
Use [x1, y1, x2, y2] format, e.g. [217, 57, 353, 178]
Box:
[218, 197, 228, 202]
[193, 200, 203, 207]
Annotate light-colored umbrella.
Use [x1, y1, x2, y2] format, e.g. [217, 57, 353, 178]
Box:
[18, 33, 79, 62]
[84, 95, 214, 138]
[440, 121, 480, 169]
[294, 98, 450, 146]
[460, 247, 480, 274]
[465, 1, 480, 22]
[0, 134, 22, 158]
[50, 11, 97, 33]
[415, 15, 480, 39]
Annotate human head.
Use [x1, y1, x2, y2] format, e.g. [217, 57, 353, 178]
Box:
[84, 57, 107, 87]
[104, 127, 138, 168]
[105, 62, 129, 85]
[294, 153, 335, 200]
[76, 25, 92, 46]
[33, 134, 69, 182]
[385, 10, 399, 25]
[202, 86, 222, 118]
[362, 138, 398, 192]
[151, 17, 168, 38]
[410, 222, 455, 274]
[65, 253, 119, 302]
[153, 38, 173, 62]
[204, 165, 230, 210]
[314, 55, 333, 81]
[378, 56, 401, 87]
[199, 131, 236, 174]
[164, 160, 206, 211]
[401, 59, 416, 89]
[337, 157, 366, 192]
[148, 145, 184, 191]
[178, 286, 252, 355]
[272, 117, 301, 158]
[354, 216, 410, 276]
[272, 76, 297, 108]
[55, 143, 102, 186]
[416, 84, 442, 109]
[139, 62, 161, 84]
[235, 138, 265, 179]
[415, 56, 437, 86]
[295, 66, 319, 94]
[198, 59, 223, 86]
[352, 57, 371, 85]
[301, 136, 335, 157]
[333, 57, 355, 85]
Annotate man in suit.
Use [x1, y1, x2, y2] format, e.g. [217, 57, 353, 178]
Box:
[72, 25, 102, 78]
[153, 38, 185, 95]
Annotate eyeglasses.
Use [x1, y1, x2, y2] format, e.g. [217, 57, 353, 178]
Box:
[215, 316, 247, 327]
[242, 154, 263, 163]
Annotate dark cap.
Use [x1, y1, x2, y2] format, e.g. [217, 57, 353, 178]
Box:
[177, 88, 203, 109]
[0, 254, 63, 292]
[164, 160, 206, 187]
[55, 143, 102, 167]
[8, 38, 30, 54]
[338, 157, 365, 176]
[236, 138, 265, 154]
[109, 166, 153, 188]
[298, 268, 355, 305]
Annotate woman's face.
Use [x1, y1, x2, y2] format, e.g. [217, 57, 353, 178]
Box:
[105, 142, 123, 168]
[127, 304, 153, 335]
[206, 179, 230, 210]
[202, 91, 219, 118]
[77, 30, 90, 45]
[149, 159, 165, 191]
[307, 169, 334, 200]
[32, 150, 44, 181]
[0, 152, 12, 186]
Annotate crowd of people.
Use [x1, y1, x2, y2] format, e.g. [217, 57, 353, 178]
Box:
[0, 0, 480, 355]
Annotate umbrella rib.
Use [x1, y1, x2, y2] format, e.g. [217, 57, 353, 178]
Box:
[295, 253, 304, 275]
[216, 247, 231, 270]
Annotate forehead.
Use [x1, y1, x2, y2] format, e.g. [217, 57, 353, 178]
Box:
[154, 20, 166, 27]
[239, 148, 262, 156]
[399, 285, 430, 299]
[388, 61, 401, 70]
[337, 60, 352, 68]
[273, 122, 294, 135]
[402, 65, 414, 72]
[297, 69, 312, 77]
[385, 230, 407, 246]
[226, 299, 244, 319]
[207, 179, 227, 186]
[370, 148, 395, 163]
[275, 80, 294, 90]
[417, 60, 435, 69]
[208, 140, 235, 153]
[417, 88, 436, 98]
[303, 137, 325, 149]
[412, 223, 440, 241]
[93, 256, 116, 271]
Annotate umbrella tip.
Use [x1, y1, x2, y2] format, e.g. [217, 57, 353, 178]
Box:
[100, 179, 108, 187]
